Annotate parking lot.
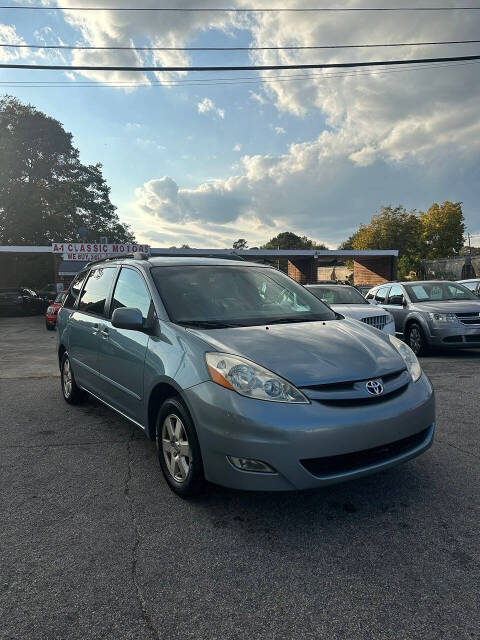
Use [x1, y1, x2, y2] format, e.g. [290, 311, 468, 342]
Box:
[1, 316, 479, 640]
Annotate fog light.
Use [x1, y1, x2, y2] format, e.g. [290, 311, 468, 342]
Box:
[228, 456, 276, 473]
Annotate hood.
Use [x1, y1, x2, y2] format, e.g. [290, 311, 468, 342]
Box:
[413, 300, 480, 314]
[187, 318, 405, 387]
[330, 304, 393, 322]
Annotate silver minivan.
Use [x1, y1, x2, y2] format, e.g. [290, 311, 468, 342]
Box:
[57, 256, 435, 497]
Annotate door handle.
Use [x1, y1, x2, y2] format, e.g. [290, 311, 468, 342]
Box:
[92, 323, 100, 335]
[100, 327, 109, 338]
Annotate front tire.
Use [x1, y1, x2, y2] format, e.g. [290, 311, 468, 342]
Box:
[156, 397, 205, 498]
[406, 322, 428, 356]
[61, 353, 87, 405]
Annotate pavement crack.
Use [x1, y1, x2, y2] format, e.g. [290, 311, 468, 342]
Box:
[436, 437, 480, 460]
[124, 428, 161, 640]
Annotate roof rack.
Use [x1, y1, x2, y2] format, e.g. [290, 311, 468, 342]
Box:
[86, 252, 149, 268]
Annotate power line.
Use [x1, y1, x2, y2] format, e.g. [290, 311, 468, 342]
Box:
[1, 4, 480, 11]
[2, 54, 480, 72]
[1, 60, 478, 88]
[1, 39, 480, 52]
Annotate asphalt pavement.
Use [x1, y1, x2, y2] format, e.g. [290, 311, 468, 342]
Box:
[0, 316, 479, 640]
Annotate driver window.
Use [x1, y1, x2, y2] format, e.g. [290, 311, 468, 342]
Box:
[110, 268, 152, 321]
[387, 285, 405, 306]
[375, 286, 389, 303]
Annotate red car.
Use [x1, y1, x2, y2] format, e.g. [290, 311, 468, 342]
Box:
[45, 291, 67, 330]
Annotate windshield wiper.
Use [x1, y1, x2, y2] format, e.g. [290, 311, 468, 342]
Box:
[265, 316, 324, 325]
[177, 320, 244, 329]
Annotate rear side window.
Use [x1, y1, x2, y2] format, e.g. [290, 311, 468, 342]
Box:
[78, 267, 116, 316]
[375, 286, 390, 303]
[110, 268, 152, 321]
[64, 272, 88, 308]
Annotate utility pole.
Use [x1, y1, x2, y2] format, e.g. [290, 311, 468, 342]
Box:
[467, 232, 472, 255]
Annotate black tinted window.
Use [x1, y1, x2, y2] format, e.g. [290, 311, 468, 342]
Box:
[375, 286, 390, 303]
[64, 272, 88, 308]
[387, 285, 405, 306]
[111, 268, 151, 321]
[78, 267, 116, 316]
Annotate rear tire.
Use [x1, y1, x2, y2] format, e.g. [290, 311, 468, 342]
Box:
[61, 353, 87, 405]
[156, 397, 205, 498]
[46, 321, 55, 331]
[406, 322, 428, 356]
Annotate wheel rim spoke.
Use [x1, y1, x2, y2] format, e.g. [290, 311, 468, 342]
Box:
[161, 413, 191, 483]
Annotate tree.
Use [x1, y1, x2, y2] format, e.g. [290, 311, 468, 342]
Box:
[345, 205, 423, 278]
[261, 231, 327, 250]
[420, 201, 465, 259]
[0, 95, 134, 245]
[232, 238, 248, 250]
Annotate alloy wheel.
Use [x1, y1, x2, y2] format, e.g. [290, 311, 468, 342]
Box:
[161, 414, 191, 483]
[409, 326, 422, 355]
[62, 358, 72, 398]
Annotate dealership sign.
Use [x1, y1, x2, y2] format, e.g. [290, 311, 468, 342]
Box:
[52, 243, 150, 261]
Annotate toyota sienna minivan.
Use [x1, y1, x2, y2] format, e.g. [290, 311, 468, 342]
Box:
[57, 255, 435, 497]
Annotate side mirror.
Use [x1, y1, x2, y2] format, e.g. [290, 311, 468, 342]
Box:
[111, 307, 144, 331]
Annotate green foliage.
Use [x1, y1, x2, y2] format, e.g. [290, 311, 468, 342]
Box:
[0, 95, 134, 245]
[343, 203, 466, 279]
[232, 238, 248, 250]
[420, 201, 465, 259]
[261, 231, 327, 250]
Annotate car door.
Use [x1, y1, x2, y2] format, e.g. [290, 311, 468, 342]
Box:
[68, 266, 117, 391]
[96, 266, 152, 420]
[384, 284, 408, 334]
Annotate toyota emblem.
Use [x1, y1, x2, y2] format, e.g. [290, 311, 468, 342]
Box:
[366, 379, 384, 396]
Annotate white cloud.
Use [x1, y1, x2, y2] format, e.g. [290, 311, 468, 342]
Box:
[0, 24, 27, 62]
[197, 97, 225, 120]
[233, 143, 242, 152]
[135, 138, 166, 151]
[274, 127, 286, 135]
[249, 91, 267, 105]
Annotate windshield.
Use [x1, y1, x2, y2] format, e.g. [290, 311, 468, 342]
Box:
[405, 282, 477, 302]
[307, 285, 368, 305]
[152, 265, 336, 327]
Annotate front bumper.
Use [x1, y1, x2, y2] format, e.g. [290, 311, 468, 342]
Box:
[184, 374, 435, 491]
[427, 323, 480, 348]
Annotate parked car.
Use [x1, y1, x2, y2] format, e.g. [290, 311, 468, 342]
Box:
[305, 283, 395, 334]
[0, 288, 45, 316]
[366, 280, 480, 354]
[57, 256, 434, 497]
[458, 278, 480, 297]
[355, 285, 372, 297]
[38, 283, 60, 301]
[45, 291, 67, 330]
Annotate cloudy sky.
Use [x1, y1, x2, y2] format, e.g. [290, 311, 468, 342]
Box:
[1, 0, 480, 248]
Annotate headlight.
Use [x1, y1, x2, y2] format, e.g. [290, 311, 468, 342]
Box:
[427, 312, 457, 323]
[46, 306, 54, 313]
[205, 352, 309, 403]
[388, 335, 422, 382]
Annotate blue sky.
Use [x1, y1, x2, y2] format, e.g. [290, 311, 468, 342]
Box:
[1, 1, 479, 249]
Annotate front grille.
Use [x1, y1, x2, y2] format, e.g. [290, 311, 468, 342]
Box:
[455, 312, 480, 325]
[361, 314, 389, 330]
[300, 369, 409, 405]
[300, 427, 431, 477]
